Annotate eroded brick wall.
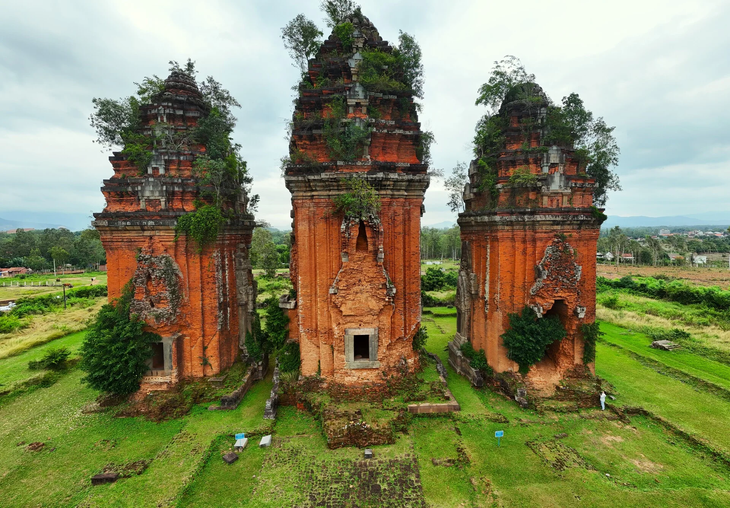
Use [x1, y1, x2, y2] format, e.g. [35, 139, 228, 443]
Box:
[94, 71, 255, 389]
[285, 14, 429, 385]
[457, 83, 601, 391]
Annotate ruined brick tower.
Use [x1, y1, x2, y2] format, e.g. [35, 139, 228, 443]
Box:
[453, 83, 601, 390]
[284, 14, 429, 385]
[93, 71, 256, 390]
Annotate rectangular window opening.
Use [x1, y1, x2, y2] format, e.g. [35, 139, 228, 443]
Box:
[151, 342, 165, 370]
[353, 335, 370, 361]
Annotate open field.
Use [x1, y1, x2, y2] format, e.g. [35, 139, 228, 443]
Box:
[0, 272, 107, 301]
[421, 258, 459, 273]
[597, 264, 730, 289]
[1, 281, 730, 505]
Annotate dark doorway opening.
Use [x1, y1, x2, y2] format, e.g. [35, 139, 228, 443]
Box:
[354, 334, 370, 360]
[356, 221, 368, 252]
[544, 300, 568, 362]
[151, 342, 165, 370]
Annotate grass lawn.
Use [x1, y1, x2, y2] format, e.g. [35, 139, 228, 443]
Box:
[0, 330, 86, 392]
[599, 321, 730, 391]
[1, 303, 730, 506]
[0, 298, 103, 359]
[596, 342, 730, 455]
[0, 362, 273, 507]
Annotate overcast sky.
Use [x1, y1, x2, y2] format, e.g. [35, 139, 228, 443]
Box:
[1, 0, 728, 230]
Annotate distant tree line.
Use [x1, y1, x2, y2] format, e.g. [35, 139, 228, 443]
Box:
[421, 226, 460, 260]
[598, 226, 730, 267]
[0, 228, 106, 271]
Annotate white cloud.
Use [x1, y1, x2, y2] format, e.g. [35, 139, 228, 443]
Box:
[0, 0, 728, 229]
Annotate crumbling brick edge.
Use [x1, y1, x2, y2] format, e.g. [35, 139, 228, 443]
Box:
[264, 361, 280, 420]
[210, 357, 269, 411]
[407, 353, 460, 415]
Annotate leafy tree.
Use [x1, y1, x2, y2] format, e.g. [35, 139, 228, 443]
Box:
[281, 14, 324, 72]
[606, 226, 628, 269]
[49, 246, 69, 267]
[395, 31, 424, 99]
[264, 296, 289, 351]
[25, 249, 48, 271]
[501, 307, 566, 374]
[422, 267, 447, 291]
[260, 242, 280, 278]
[8, 229, 37, 258]
[475, 56, 536, 113]
[80, 284, 160, 395]
[445, 162, 467, 213]
[251, 228, 274, 267]
[276, 244, 290, 265]
[473, 56, 620, 206]
[320, 0, 359, 28]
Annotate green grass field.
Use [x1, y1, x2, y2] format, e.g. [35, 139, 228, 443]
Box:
[1, 287, 730, 505]
[0, 272, 107, 301]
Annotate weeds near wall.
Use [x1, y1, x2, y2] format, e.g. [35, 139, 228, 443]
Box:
[580, 322, 603, 364]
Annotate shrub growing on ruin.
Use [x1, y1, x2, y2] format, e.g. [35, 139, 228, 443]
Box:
[501, 306, 566, 375]
[80, 283, 161, 396]
[332, 178, 381, 220]
[412, 326, 428, 352]
[278, 341, 301, 373]
[245, 313, 265, 363]
[174, 204, 226, 253]
[580, 322, 603, 364]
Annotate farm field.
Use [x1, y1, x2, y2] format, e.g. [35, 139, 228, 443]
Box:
[597, 263, 730, 289]
[0, 272, 107, 301]
[1, 278, 730, 506]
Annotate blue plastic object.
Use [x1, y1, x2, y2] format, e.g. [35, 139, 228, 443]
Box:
[235, 433, 246, 440]
[495, 430, 504, 446]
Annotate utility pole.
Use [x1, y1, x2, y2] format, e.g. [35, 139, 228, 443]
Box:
[62, 283, 72, 310]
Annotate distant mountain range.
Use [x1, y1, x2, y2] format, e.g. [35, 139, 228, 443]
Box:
[0, 212, 93, 232]
[423, 221, 456, 230]
[603, 212, 730, 229]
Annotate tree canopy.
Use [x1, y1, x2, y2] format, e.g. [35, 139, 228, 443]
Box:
[469, 56, 621, 207]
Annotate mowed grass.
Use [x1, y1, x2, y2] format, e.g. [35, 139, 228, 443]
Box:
[2, 305, 730, 506]
[596, 342, 730, 455]
[0, 363, 273, 507]
[0, 330, 86, 390]
[600, 322, 730, 391]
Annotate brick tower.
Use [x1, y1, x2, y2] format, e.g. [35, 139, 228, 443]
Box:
[93, 71, 256, 391]
[283, 14, 430, 385]
[453, 83, 601, 390]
